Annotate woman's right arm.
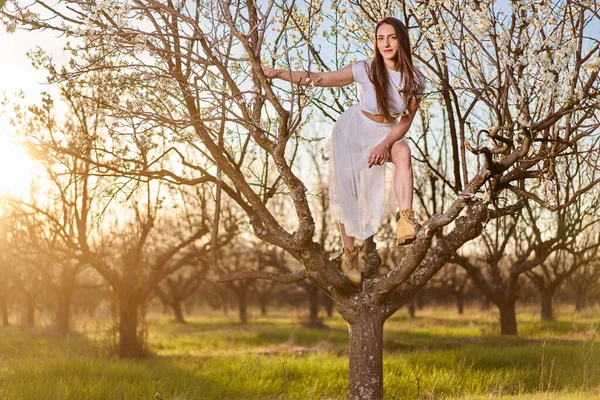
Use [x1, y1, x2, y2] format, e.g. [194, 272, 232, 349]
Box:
[261, 64, 354, 88]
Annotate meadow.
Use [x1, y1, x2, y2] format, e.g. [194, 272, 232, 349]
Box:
[0, 306, 599, 399]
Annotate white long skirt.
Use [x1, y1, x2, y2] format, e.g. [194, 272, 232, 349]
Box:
[328, 103, 402, 240]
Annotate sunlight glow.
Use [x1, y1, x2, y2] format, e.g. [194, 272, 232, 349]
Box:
[0, 119, 36, 197]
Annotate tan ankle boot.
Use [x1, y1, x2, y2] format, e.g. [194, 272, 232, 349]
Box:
[341, 247, 361, 285]
[396, 209, 420, 246]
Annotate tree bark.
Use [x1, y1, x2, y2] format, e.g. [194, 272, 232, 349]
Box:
[117, 295, 145, 358]
[540, 287, 555, 321]
[0, 296, 9, 327]
[56, 291, 73, 334]
[499, 302, 517, 335]
[348, 312, 385, 399]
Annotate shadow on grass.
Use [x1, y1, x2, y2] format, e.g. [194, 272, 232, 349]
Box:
[0, 326, 98, 360]
[520, 319, 600, 336]
[151, 314, 599, 358]
[384, 325, 599, 353]
[0, 326, 251, 400]
[2, 315, 599, 399]
[152, 317, 350, 350]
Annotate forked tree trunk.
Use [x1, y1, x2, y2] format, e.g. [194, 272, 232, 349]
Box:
[0, 296, 9, 327]
[117, 295, 145, 358]
[347, 311, 385, 399]
[499, 302, 517, 335]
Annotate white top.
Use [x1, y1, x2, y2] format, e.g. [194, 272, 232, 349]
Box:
[352, 59, 426, 118]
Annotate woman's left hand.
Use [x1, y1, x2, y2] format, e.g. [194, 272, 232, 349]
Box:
[368, 142, 390, 168]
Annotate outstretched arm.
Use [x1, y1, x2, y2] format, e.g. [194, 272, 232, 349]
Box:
[262, 64, 354, 87]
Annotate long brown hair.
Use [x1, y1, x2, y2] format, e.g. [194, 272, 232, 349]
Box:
[369, 17, 424, 121]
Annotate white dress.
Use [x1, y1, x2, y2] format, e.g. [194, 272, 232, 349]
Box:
[328, 59, 426, 240]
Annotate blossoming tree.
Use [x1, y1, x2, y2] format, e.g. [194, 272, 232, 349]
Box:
[3, 0, 599, 397]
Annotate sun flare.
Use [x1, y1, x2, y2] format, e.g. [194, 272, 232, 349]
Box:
[0, 119, 36, 197]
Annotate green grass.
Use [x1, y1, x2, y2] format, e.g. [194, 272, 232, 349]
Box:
[1, 307, 599, 399]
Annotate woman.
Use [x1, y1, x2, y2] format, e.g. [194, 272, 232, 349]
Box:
[262, 17, 426, 285]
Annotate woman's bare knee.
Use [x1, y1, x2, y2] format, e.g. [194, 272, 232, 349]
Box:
[391, 141, 411, 165]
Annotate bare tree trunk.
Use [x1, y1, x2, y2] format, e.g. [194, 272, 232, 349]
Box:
[218, 291, 229, 315]
[540, 287, 555, 322]
[156, 295, 170, 314]
[56, 291, 73, 334]
[258, 299, 267, 316]
[574, 292, 587, 312]
[117, 295, 145, 358]
[110, 294, 118, 321]
[455, 293, 464, 315]
[499, 302, 518, 335]
[307, 285, 321, 327]
[456, 294, 465, 315]
[25, 293, 36, 327]
[0, 296, 9, 327]
[171, 298, 187, 324]
[348, 312, 385, 399]
[222, 298, 229, 315]
[236, 283, 249, 324]
[86, 301, 97, 318]
[323, 294, 334, 318]
[480, 297, 492, 311]
[407, 298, 416, 319]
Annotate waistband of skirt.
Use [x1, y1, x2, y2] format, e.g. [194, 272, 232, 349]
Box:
[352, 104, 398, 127]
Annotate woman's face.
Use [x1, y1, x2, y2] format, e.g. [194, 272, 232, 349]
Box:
[376, 23, 398, 62]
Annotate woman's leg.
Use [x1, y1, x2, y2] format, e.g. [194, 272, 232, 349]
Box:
[339, 222, 355, 250]
[390, 140, 413, 209]
[390, 140, 419, 245]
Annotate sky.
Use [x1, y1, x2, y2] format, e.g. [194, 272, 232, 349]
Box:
[0, 24, 67, 195]
[2, 1, 599, 100]
[2, 1, 599, 120]
[0, 1, 599, 196]
[0, 27, 66, 100]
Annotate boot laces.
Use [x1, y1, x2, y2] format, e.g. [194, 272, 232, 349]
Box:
[344, 248, 359, 270]
[402, 210, 420, 228]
